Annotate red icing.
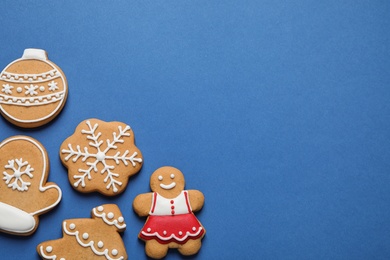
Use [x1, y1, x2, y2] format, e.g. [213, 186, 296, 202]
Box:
[184, 191, 191, 213]
[150, 192, 158, 213]
[139, 214, 204, 244]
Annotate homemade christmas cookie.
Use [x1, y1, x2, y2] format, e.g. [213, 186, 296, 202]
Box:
[0, 136, 62, 235]
[133, 166, 205, 259]
[60, 119, 143, 196]
[37, 204, 127, 260]
[0, 48, 68, 128]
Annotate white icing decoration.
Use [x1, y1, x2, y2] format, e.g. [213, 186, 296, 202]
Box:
[3, 158, 34, 191]
[60, 258, 65, 260]
[163, 230, 167, 235]
[0, 49, 67, 125]
[192, 227, 196, 231]
[92, 207, 126, 230]
[98, 241, 104, 248]
[63, 221, 124, 260]
[142, 227, 204, 242]
[16, 87, 22, 93]
[39, 245, 56, 260]
[2, 83, 13, 94]
[160, 182, 176, 190]
[170, 173, 175, 179]
[107, 212, 114, 219]
[158, 175, 163, 181]
[112, 249, 118, 256]
[97, 206, 104, 212]
[147, 228, 151, 232]
[39, 86, 45, 92]
[118, 216, 124, 223]
[46, 246, 53, 253]
[82, 232, 89, 239]
[24, 84, 38, 96]
[0, 202, 36, 234]
[0, 90, 66, 107]
[48, 80, 58, 91]
[0, 136, 62, 230]
[61, 121, 142, 192]
[22, 48, 47, 60]
[70, 223, 76, 229]
[179, 231, 183, 235]
[150, 191, 192, 216]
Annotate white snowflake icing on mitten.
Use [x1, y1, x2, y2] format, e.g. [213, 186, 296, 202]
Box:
[3, 158, 34, 191]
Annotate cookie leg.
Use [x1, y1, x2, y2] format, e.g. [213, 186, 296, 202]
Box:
[178, 238, 202, 256]
[145, 240, 169, 259]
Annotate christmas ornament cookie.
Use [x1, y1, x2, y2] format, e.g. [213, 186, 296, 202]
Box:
[37, 204, 127, 260]
[133, 166, 205, 259]
[60, 118, 143, 196]
[0, 48, 68, 128]
[0, 136, 62, 235]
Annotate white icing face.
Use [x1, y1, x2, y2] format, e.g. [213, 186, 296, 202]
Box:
[159, 173, 176, 190]
[150, 167, 185, 195]
[160, 181, 176, 190]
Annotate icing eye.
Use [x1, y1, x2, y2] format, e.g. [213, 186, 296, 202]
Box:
[158, 175, 163, 181]
[170, 174, 175, 179]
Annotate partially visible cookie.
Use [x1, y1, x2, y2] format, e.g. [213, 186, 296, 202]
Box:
[60, 118, 143, 196]
[0, 136, 62, 235]
[133, 166, 206, 259]
[0, 48, 68, 128]
[37, 204, 127, 260]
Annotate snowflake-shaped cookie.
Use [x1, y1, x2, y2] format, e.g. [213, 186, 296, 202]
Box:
[3, 158, 34, 191]
[60, 119, 143, 196]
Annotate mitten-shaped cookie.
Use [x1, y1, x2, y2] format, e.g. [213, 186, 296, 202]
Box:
[37, 204, 127, 260]
[0, 136, 62, 235]
[60, 119, 143, 196]
[0, 48, 68, 128]
[133, 166, 205, 259]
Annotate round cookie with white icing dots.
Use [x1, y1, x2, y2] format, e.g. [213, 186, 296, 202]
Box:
[0, 135, 62, 235]
[133, 166, 206, 259]
[60, 118, 143, 196]
[0, 48, 68, 128]
[37, 204, 127, 260]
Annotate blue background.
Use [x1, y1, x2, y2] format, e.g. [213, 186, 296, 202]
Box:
[1, 1, 390, 259]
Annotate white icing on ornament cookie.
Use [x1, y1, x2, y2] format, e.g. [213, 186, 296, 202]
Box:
[0, 49, 68, 128]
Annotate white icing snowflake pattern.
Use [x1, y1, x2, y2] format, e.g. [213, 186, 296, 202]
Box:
[61, 121, 143, 193]
[48, 81, 58, 91]
[2, 84, 13, 95]
[3, 158, 34, 191]
[25, 84, 38, 96]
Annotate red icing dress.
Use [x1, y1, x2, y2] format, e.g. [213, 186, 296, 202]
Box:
[139, 190, 204, 244]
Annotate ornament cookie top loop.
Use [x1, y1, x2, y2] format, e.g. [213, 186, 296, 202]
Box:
[22, 49, 48, 60]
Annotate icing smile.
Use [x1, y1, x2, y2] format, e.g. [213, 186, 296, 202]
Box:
[160, 182, 176, 190]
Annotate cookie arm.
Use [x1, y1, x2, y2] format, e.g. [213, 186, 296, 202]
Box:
[133, 193, 153, 217]
[187, 190, 204, 212]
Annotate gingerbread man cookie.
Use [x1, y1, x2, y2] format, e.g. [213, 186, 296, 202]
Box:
[0, 49, 68, 128]
[0, 136, 62, 235]
[37, 204, 127, 260]
[133, 166, 205, 259]
[60, 119, 143, 196]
